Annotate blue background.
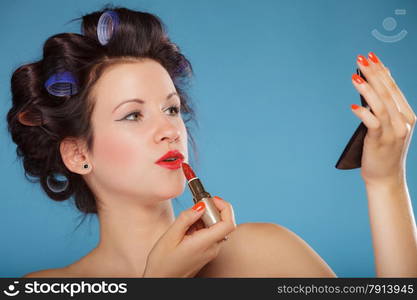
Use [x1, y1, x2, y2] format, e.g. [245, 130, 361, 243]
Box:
[1, 0, 416, 278]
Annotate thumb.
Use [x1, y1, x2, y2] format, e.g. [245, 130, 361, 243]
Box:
[167, 202, 206, 244]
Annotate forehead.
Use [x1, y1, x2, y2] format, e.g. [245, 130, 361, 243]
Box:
[91, 59, 176, 108]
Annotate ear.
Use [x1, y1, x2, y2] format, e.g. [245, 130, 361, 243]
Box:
[60, 137, 91, 174]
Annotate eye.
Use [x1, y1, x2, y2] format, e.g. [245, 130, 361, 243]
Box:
[165, 105, 180, 116]
[122, 111, 143, 122]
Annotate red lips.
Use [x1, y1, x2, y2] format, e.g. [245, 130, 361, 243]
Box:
[155, 150, 184, 170]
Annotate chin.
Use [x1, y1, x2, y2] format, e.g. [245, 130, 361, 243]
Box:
[156, 181, 186, 200]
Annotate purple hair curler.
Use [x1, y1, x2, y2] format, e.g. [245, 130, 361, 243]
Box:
[97, 10, 120, 45]
[44, 71, 78, 97]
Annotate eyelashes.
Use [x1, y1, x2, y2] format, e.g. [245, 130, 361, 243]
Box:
[122, 105, 181, 122]
[123, 111, 143, 122]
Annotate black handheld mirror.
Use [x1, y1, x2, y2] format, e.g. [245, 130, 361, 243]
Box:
[335, 69, 373, 170]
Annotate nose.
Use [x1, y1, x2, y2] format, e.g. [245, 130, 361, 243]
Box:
[153, 115, 181, 144]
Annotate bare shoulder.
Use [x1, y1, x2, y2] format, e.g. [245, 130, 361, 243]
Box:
[22, 267, 72, 278]
[22, 256, 98, 278]
[197, 222, 337, 278]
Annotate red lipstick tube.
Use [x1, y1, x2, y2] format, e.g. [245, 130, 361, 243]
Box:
[182, 162, 222, 227]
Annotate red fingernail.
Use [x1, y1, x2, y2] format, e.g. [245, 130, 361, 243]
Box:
[352, 74, 365, 84]
[368, 52, 379, 64]
[351, 104, 360, 110]
[357, 55, 369, 67]
[213, 196, 223, 200]
[192, 202, 205, 212]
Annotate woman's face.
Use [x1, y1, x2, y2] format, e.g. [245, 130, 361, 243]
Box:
[87, 58, 188, 204]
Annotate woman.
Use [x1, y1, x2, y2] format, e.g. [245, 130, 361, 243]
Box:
[7, 6, 416, 278]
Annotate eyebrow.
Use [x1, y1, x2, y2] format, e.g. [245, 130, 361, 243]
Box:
[112, 92, 179, 113]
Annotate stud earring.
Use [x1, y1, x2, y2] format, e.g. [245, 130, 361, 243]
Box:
[83, 163, 89, 169]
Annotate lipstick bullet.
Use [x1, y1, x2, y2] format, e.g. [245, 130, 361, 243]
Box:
[182, 162, 222, 227]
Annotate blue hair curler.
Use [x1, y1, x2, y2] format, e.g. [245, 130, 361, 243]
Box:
[97, 10, 120, 45]
[44, 71, 78, 97]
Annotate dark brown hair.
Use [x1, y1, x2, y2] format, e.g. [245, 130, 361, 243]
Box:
[6, 5, 197, 223]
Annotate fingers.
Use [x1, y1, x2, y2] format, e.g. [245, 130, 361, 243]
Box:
[191, 196, 236, 246]
[356, 54, 404, 130]
[212, 196, 237, 228]
[185, 219, 205, 236]
[369, 53, 416, 123]
[166, 202, 206, 245]
[350, 104, 382, 139]
[169, 196, 236, 251]
[352, 52, 416, 139]
[351, 74, 388, 139]
[212, 196, 236, 242]
[351, 74, 385, 123]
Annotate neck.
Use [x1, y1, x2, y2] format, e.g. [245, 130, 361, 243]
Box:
[90, 198, 176, 276]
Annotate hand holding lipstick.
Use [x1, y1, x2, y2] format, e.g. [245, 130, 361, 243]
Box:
[142, 196, 236, 278]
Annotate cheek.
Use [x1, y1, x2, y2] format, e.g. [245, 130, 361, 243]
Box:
[95, 131, 140, 167]
[180, 123, 189, 158]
